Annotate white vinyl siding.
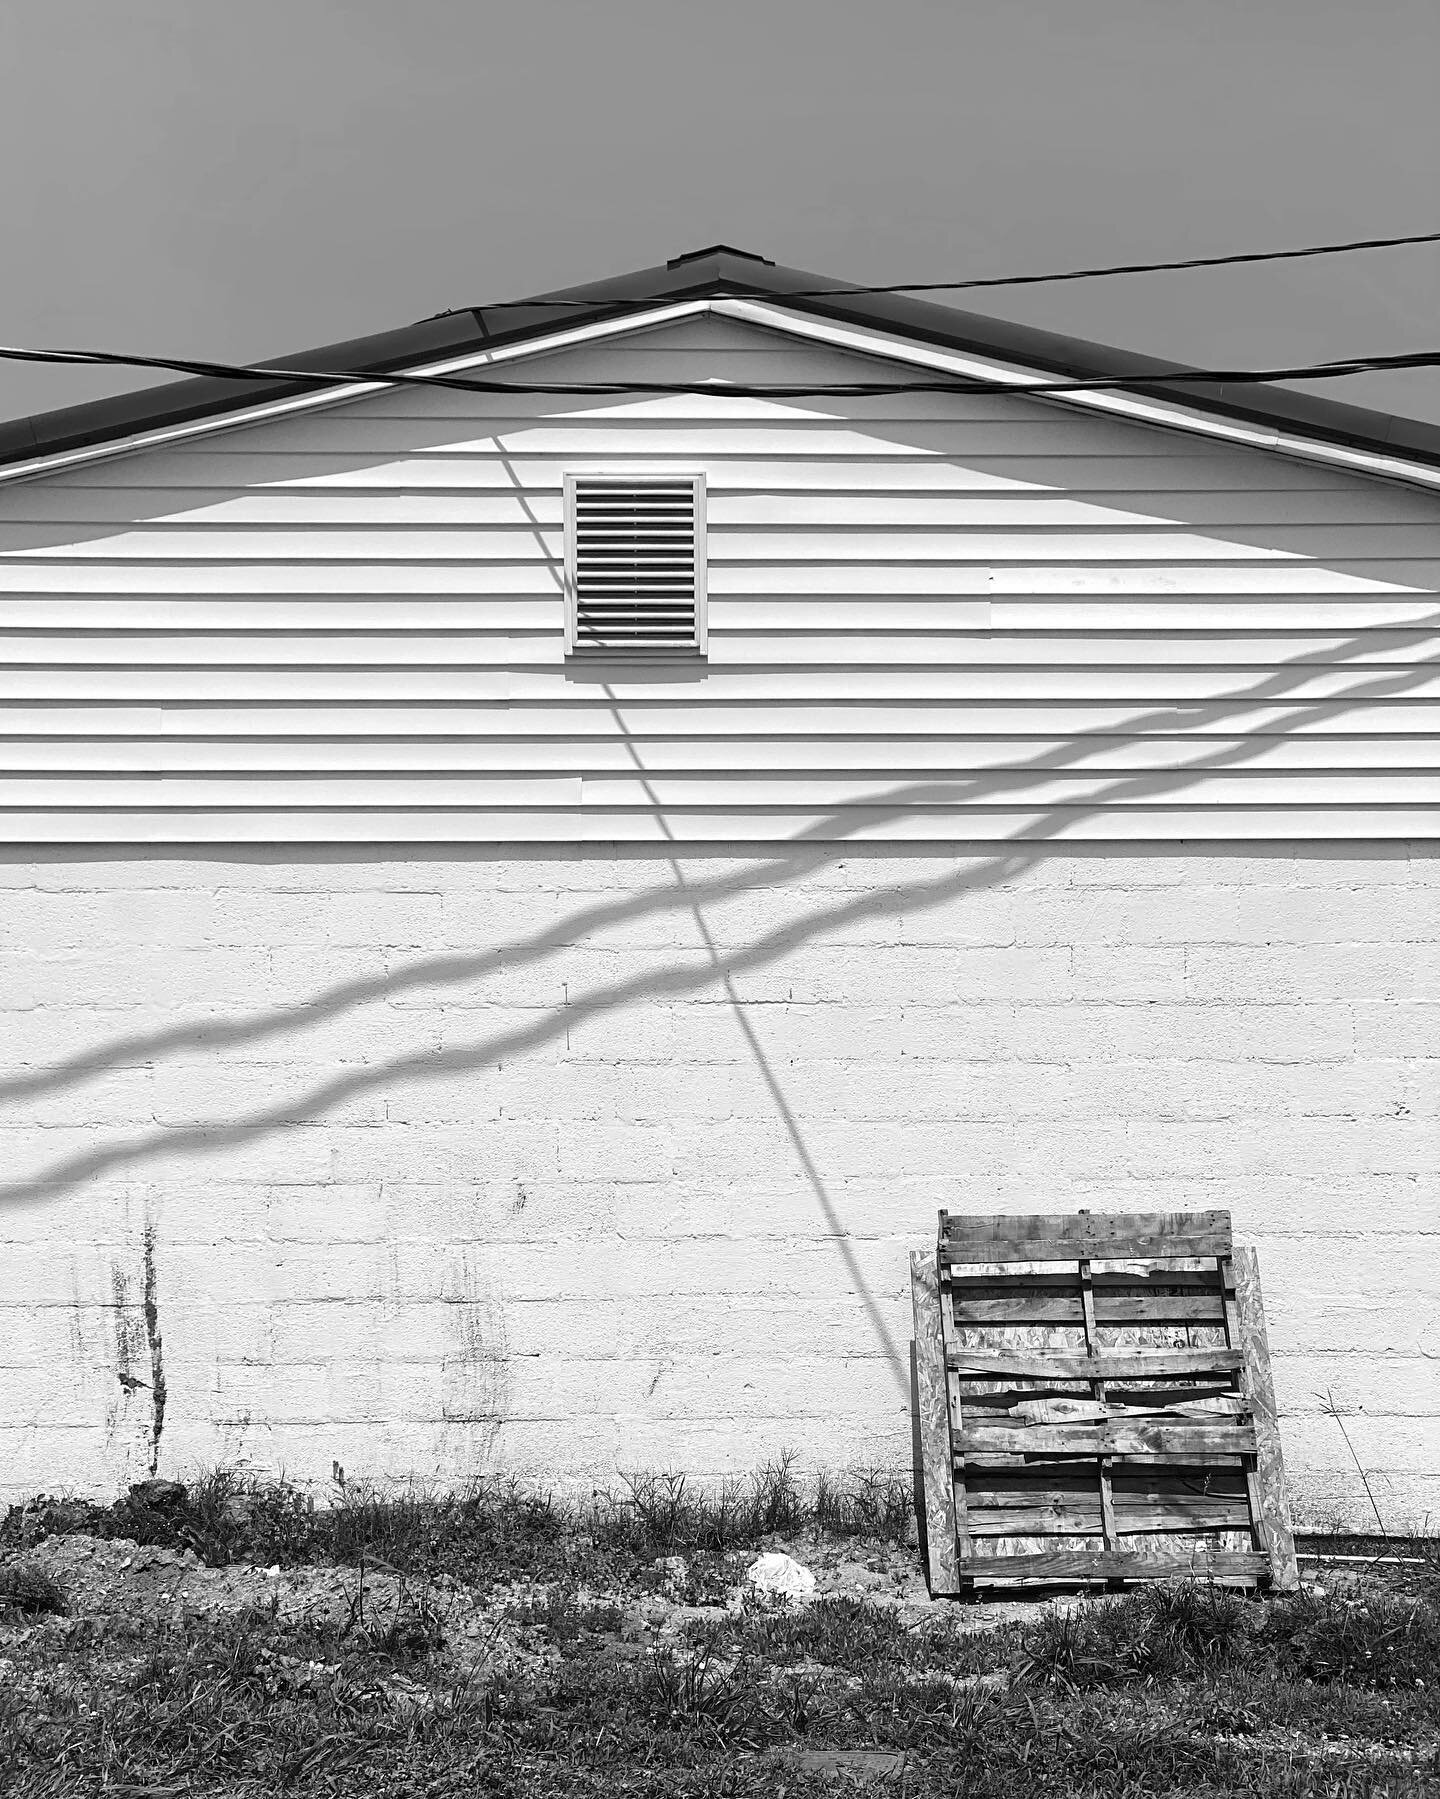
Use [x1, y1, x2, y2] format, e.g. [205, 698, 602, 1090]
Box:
[0, 312, 1436, 842]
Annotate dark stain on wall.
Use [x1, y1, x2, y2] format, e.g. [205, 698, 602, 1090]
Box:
[441, 1246, 511, 1463]
[142, 1218, 167, 1475]
[110, 1265, 148, 1395]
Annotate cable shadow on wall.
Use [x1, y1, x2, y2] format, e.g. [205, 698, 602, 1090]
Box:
[0, 613, 1434, 1402]
[0, 620, 1433, 1213]
[1, 609, 1434, 1120]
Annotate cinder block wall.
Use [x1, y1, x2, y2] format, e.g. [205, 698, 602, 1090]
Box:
[0, 845, 1434, 1528]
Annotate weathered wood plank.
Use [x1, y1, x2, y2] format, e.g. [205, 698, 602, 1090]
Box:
[984, 1386, 1244, 1413]
[1076, 1257, 1120, 1560]
[935, 1214, 974, 1569]
[1113, 1495, 1255, 1532]
[940, 1210, 1232, 1246]
[910, 1250, 961, 1595]
[963, 1394, 1249, 1424]
[964, 1451, 1250, 1471]
[968, 1511, 1104, 1536]
[1217, 1252, 1270, 1574]
[959, 1422, 1257, 1457]
[962, 1550, 1269, 1584]
[968, 1495, 1252, 1534]
[1233, 1246, 1300, 1593]
[969, 1468, 1247, 1500]
[952, 1293, 1227, 1325]
[942, 1227, 1233, 1264]
[946, 1347, 1243, 1381]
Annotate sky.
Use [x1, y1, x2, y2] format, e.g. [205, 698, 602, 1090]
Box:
[2, 0, 1440, 427]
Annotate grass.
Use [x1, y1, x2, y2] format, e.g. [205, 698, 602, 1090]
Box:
[1, 1452, 904, 1580]
[2, 1468, 1438, 1796]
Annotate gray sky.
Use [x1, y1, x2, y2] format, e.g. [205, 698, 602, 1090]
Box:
[3, 0, 1439, 426]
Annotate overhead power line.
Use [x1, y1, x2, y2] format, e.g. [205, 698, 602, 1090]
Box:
[3, 339, 1440, 401]
[467, 225, 1440, 311]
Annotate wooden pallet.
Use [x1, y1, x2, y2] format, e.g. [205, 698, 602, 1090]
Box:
[911, 1209, 1298, 1595]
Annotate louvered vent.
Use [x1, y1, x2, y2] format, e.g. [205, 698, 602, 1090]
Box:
[566, 475, 705, 655]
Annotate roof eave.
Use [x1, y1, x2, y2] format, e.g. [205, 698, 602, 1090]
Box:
[1, 245, 1437, 477]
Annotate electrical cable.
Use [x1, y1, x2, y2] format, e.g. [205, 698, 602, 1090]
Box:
[5, 226, 1440, 404]
[463, 225, 1440, 311]
[3, 339, 1440, 400]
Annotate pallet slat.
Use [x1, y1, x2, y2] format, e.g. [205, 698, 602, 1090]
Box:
[947, 1347, 1243, 1380]
[910, 1251, 961, 1595]
[1233, 1247, 1301, 1593]
[953, 1301, 1227, 1325]
[967, 1496, 1253, 1534]
[939, 1210, 1233, 1245]
[957, 1422, 1257, 1458]
[960, 1550, 1269, 1584]
[942, 1230, 1234, 1264]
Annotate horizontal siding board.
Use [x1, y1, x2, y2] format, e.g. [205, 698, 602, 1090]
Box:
[0, 564, 568, 594]
[987, 601, 1440, 628]
[0, 565, 1427, 596]
[573, 808, 1440, 842]
[4, 670, 1440, 702]
[10, 528, 1440, 562]
[6, 774, 1438, 806]
[0, 598, 1436, 631]
[0, 702, 1436, 738]
[0, 599, 573, 629]
[0, 631, 1433, 667]
[199, 419, 1338, 457]
[17, 490, 1440, 526]
[0, 807, 1431, 843]
[51, 455, 1395, 493]
[0, 310, 1437, 841]
[6, 734, 1440, 773]
[0, 529, 1333, 560]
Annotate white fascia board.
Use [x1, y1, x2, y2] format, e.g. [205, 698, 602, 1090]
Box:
[715, 298, 1440, 496]
[0, 301, 713, 487]
[2, 290, 1440, 496]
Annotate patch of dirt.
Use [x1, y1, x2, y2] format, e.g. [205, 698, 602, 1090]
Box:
[2, 1525, 1033, 1679]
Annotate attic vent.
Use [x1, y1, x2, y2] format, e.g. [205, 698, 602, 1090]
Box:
[564, 474, 706, 656]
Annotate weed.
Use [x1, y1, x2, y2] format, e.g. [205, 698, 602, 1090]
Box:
[851, 1668, 1008, 1754]
[693, 1593, 919, 1675]
[814, 1468, 915, 1540]
[510, 1584, 624, 1645]
[1262, 1584, 1440, 1689]
[1319, 1390, 1392, 1542]
[1014, 1580, 1254, 1690]
[637, 1641, 760, 1742]
[601, 1452, 810, 1556]
[344, 1569, 447, 1663]
[0, 1561, 67, 1617]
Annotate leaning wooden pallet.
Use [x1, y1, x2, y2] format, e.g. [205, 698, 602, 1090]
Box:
[911, 1209, 1298, 1595]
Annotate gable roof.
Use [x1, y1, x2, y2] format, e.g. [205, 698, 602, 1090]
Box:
[4, 243, 1440, 480]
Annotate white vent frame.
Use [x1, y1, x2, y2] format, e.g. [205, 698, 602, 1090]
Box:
[563, 471, 707, 658]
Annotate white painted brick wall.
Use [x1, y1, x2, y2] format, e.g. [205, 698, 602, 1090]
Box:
[0, 845, 1436, 1528]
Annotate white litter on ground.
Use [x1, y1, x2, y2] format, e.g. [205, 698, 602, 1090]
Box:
[746, 1552, 817, 1602]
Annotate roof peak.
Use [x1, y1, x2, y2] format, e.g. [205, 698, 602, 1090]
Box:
[666, 244, 775, 269]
